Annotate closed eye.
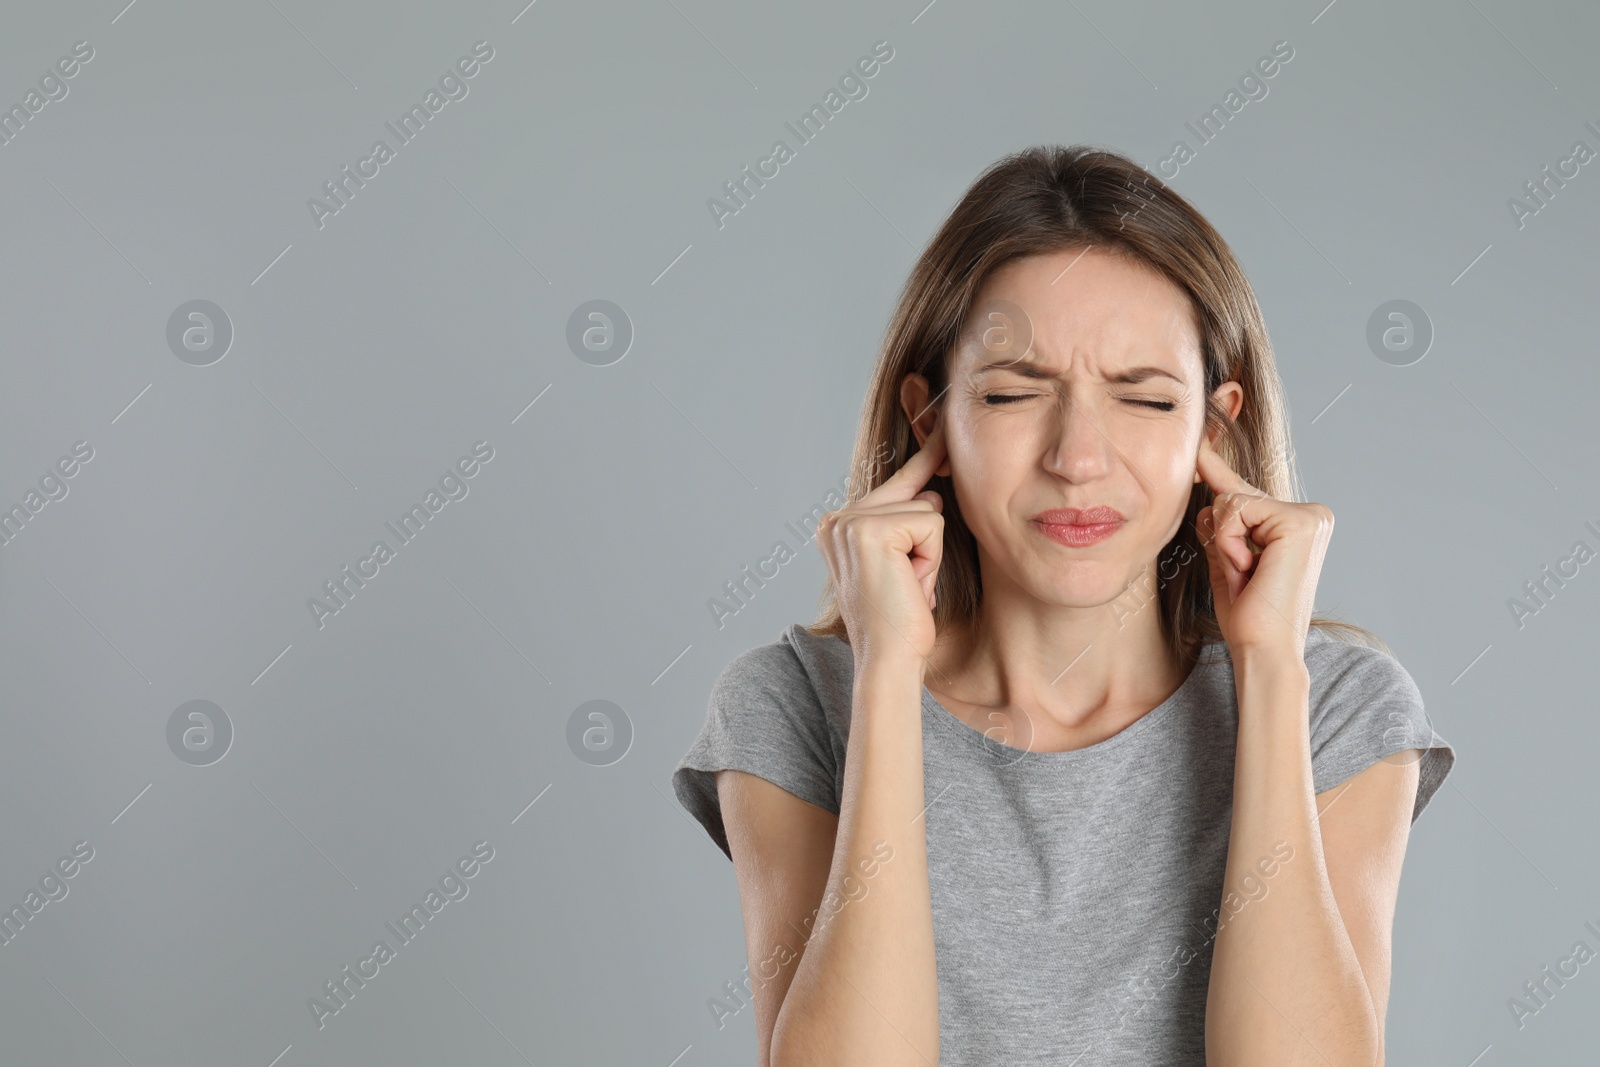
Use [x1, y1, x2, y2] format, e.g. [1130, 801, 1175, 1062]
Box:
[981, 394, 1177, 411]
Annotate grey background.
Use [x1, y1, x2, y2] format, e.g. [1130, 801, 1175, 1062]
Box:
[0, 0, 1594, 1064]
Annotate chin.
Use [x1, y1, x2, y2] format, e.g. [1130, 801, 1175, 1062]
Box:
[1026, 568, 1131, 607]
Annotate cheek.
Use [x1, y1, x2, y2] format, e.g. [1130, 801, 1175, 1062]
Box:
[943, 418, 1027, 545]
[954, 418, 1031, 477]
[947, 418, 1035, 515]
[1118, 421, 1199, 495]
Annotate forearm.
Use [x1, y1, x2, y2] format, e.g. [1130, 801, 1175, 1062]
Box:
[772, 655, 939, 1067]
[1205, 645, 1381, 1066]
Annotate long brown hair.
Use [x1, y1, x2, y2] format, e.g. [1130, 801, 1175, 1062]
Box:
[804, 144, 1384, 667]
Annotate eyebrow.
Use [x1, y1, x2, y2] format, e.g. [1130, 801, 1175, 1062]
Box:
[975, 357, 1186, 385]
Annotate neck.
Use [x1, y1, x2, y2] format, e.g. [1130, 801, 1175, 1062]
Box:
[925, 569, 1189, 733]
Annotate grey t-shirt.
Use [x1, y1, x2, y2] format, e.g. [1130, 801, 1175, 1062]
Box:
[671, 622, 1455, 1066]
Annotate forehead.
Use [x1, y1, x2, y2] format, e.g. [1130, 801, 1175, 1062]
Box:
[953, 247, 1203, 381]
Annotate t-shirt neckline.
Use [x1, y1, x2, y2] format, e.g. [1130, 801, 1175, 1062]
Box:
[920, 649, 1216, 764]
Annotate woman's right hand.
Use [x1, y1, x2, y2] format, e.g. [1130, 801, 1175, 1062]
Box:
[816, 422, 948, 668]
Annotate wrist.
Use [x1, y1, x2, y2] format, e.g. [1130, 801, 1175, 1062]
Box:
[1230, 638, 1304, 668]
[855, 648, 929, 685]
[1231, 642, 1310, 687]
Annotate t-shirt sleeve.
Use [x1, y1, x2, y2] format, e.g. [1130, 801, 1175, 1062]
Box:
[1306, 636, 1455, 823]
[671, 638, 841, 861]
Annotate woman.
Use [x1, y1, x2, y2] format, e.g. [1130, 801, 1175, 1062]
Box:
[671, 144, 1454, 1065]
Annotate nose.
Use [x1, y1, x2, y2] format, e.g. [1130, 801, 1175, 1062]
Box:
[1042, 393, 1113, 481]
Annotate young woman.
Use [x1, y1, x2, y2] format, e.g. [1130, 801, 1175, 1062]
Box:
[672, 144, 1454, 1066]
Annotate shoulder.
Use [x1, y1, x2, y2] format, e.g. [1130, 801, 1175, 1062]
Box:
[1302, 625, 1423, 720]
[1296, 624, 1455, 816]
[674, 624, 855, 854]
[710, 628, 806, 696]
[712, 623, 852, 695]
[708, 623, 856, 731]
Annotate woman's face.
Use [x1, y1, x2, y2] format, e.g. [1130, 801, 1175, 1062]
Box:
[903, 247, 1243, 609]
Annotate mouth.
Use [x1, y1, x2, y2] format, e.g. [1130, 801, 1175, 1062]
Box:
[1031, 506, 1126, 547]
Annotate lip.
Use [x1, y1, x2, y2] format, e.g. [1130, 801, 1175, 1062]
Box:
[1033, 507, 1125, 526]
[1031, 506, 1126, 548]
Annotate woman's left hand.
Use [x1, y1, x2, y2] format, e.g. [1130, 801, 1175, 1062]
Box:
[1194, 436, 1334, 659]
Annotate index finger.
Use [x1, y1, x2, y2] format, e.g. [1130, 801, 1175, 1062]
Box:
[864, 421, 947, 505]
[1195, 434, 1260, 498]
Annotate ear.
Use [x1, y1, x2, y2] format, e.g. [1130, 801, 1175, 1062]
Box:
[1195, 380, 1245, 484]
[900, 372, 953, 477]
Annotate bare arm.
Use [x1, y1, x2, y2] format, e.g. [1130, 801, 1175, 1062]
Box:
[721, 654, 939, 1067]
[717, 769, 837, 1067]
[1311, 747, 1419, 1062]
[1205, 646, 1416, 1065]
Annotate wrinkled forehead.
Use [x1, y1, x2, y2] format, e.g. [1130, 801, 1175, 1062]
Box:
[950, 252, 1205, 384]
